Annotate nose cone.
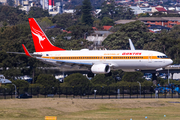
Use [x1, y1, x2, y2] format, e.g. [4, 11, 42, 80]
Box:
[168, 59, 173, 65]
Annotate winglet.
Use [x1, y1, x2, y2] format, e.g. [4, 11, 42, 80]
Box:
[22, 44, 31, 57]
[129, 39, 135, 50]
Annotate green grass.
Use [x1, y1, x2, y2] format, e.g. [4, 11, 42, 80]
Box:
[59, 106, 179, 120]
[0, 98, 180, 120]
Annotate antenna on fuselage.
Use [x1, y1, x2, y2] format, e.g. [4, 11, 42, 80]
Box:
[129, 39, 135, 50]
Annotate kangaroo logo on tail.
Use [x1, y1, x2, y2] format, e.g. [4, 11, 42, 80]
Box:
[31, 27, 45, 49]
[28, 18, 65, 52]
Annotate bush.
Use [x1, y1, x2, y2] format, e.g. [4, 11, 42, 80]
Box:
[122, 72, 145, 82]
[61, 73, 92, 95]
[91, 74, 115, 86]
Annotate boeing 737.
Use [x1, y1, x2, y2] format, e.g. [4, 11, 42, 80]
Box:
[9, 18, 173, 77]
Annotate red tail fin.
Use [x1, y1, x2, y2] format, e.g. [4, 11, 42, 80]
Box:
[28, 18, 65, 52]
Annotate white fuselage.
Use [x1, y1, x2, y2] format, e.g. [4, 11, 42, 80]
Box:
[34, 49, 173, 71]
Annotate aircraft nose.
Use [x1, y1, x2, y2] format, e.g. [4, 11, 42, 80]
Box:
[169, 59, 173, 65]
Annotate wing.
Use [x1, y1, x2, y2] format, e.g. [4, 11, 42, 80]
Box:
[8, 44, 92, 70]
[37, 57, 92, 70]
[7, 52, 42, 57]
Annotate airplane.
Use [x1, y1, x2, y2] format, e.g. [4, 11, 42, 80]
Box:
[9, 18, 173, 77]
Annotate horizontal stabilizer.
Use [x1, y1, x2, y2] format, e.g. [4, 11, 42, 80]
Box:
[7, 52, 26, 55]
[7, 45, 42, 57]
[7, 52, 42, 57]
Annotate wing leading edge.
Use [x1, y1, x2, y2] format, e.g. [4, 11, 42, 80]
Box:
[37, 57, 92, 69]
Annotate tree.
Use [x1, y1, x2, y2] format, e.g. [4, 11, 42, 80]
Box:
[138, 13, 150, 17]
[101, 17, 114, 26]
[93, 19, 101, 28]
[63, 73, 91, 87]
[7, 0, 14, 6]
[12, 80, 29, 88]
[91, 74, 115, 86]
[100, 0, 135, 21]
[11, 80, 30, 94]
[54, 38, 93, 50]
[102, 21, 157, 50]
[151, 12, 180, 17]
[0, 51, 7, 69]
[0, 6, 27, 25]
[28, 7, 50, 18]
[35, 74, 59, 94]
[34, 17, 54, 32]
[74, 5, 82, 21]
[122, 72, 145, 82]
[61, 73, 91, 95]
[67, 24, 94, 39]
[81, 0, 93, 26]
[0, 21, 48, 79]
[2, 68, 22, 79]
[52, 13, 75, 29]
[36, 74, 59, 88]
[46, 28, 63, 39]
[143, 25, 180, 64]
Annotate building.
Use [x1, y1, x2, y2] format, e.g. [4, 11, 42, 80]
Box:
[130, 5, 169, 15]
[114, 20, 136, 24]
[115, 17, 180, 28]
[0, 0, 7, 5]
[47, 0, 64, 15]
[148, 25, 171, 33]
[40, 0, 49, 10]
[0, 75, 12, 84]
[19, 1, 31, 12]
[86, 31, 113, 46]
[19, 0, 42, 12]
[63, 9, 74, 14]
[103, 26, 113, 31]
[15, 75, 32, 83]
[18, 0, 63, 15]
[151, 5, 167, 14]
[138, 17, 180, 28]
[130, 5, 152, 15]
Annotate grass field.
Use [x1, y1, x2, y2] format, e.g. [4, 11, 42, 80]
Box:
[0, 98, 180, 120]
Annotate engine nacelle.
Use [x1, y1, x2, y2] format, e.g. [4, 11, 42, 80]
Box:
[91, 64, 110, 74]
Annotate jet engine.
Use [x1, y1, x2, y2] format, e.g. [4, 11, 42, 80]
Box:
[91, 64, 110, 74]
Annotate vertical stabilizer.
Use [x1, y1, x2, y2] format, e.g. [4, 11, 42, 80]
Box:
[28, 18, 65, 52]
[129, 39, 135, 50]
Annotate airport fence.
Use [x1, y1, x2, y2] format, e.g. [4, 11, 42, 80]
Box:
[0, 85, 180, 99]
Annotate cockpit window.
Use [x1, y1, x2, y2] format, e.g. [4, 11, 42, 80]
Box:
[157, 56, 169, 58]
